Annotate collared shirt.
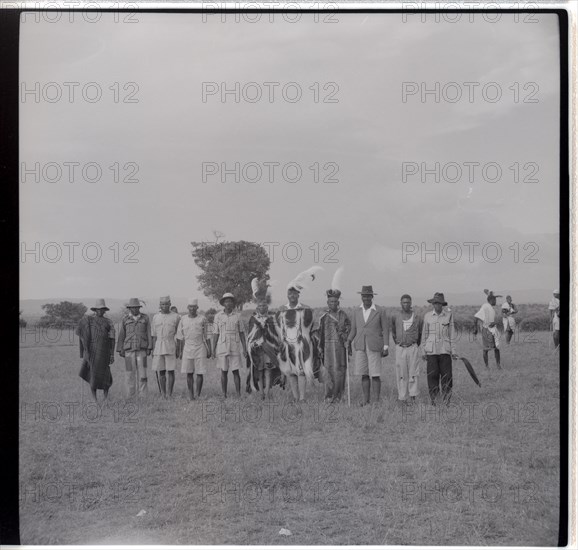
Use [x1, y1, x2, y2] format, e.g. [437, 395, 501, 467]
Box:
[214, 310, 245, 356]
[152, 311, 180, 355]
[360, 303, 376, 323]
[117, 312, 152, 352]
[421, 309, 456, 356]
[177, 314, 208, 360]
[357, 303, 388, 350]
[549, 297, 560, 311]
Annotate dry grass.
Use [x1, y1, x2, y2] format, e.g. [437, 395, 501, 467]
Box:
[19, 328, 560, 545]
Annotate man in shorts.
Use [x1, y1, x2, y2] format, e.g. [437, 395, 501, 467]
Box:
[152, 295, 180, 398]
[212, 293, 248, 399]
[177, 298, 211, 400]
[346, 285, 389, 406]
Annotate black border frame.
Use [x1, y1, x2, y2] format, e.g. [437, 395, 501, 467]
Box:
[1, 6, 570, 546]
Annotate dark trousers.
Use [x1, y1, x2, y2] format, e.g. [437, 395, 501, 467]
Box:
[426, 354, 452, 404]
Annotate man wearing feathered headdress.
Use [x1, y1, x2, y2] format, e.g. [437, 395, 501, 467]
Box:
[275, 266, 322, 401]
[318, 267, 351, 403]
[246, 277, 280, 400]
[473, 289, 502, 370]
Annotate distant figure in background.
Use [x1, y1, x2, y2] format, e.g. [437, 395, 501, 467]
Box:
[176, 298, 211, 400]
[501, 295, 518, 344]
[76, 299, 115, 402]
[170, 306, 179, 314]
[347, 285, 389, 407]
[117, 298, 153, 399]
[474, 289, 502, 370]
[213, 293, 248, 399]
[391, 294, 422, 404]
[549, 289, 560, 348]
[152, 295, 180, 398]
[318, 269, 350, 403]
[421, 292, 458, 405]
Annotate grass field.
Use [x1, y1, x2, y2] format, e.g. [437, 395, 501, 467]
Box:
[19, 327, 561, 545]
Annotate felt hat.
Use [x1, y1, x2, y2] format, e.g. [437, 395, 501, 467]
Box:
[357, 285, 377, 295]
[427, 292, 447, 306]
[90, 298, 109, 311]
[125, 298, 142, 308]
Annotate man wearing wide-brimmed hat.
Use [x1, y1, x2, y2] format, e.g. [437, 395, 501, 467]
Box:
[212, 293, 248, 399]
[76, 299, 115, 402]
[152, 296, 181, 398]
[421, 292, 459, 405]
[117, 298, 153, 399]
[177, 298, 211, 400]
[347, 285, 390, 406]
[474, 289, 502, 369]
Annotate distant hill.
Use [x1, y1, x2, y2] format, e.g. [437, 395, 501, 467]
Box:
[20, 288, 556, 319]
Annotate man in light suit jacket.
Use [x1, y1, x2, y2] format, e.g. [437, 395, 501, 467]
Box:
[347, 285, 390, 406]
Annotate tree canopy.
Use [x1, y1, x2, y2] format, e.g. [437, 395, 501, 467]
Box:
[39, 301, 88, 328]
[191, 240, 270, 309]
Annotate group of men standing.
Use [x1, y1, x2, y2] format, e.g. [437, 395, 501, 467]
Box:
[76, 282, 560, 406]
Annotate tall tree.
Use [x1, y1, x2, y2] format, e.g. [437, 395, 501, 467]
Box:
[39, 301, 87, 328]
[191, 240, 270, 309]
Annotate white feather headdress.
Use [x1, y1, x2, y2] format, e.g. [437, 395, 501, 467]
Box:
[326, 266, 344, 298]
[251, 276, 272, 304]
[287, 266, 323, 292]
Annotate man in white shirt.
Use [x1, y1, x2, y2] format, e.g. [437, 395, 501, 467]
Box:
[347, 285, 390, 406]
[501, 295, 518, 345]
[177, 298, 211, 400]
[474, 290, 502, 370]
[152, 295, 181, 398]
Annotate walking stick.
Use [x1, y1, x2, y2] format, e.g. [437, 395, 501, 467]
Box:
[346, 345, 351, 408]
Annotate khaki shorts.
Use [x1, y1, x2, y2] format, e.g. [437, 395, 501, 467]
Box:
[218, 354, 243, 372]
[354, 346, 383, 377]
[181, 358, 207, 375]
[152, 354, 177, 372]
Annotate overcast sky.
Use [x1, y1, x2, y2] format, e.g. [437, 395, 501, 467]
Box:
[19, 12, 561, 306]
